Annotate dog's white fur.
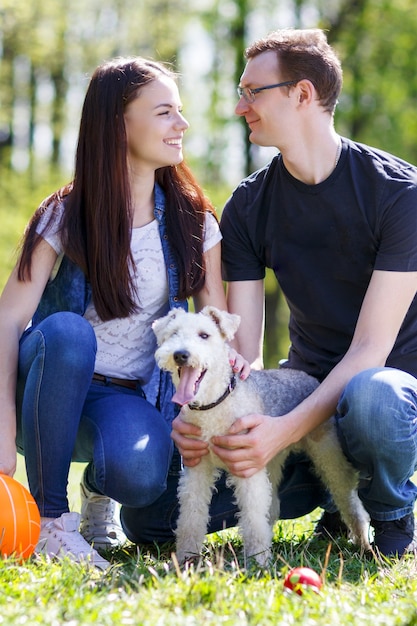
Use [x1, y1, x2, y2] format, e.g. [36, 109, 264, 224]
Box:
[153, 306, 370, 566]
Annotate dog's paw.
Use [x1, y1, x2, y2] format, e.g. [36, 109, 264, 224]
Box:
[175, 549, 201, 567]
[251, 548, 272, 568]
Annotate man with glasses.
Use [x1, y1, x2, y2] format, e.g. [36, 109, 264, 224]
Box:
[172, 28, 417, 559]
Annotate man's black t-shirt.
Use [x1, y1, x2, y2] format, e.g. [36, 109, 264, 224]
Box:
[221, 138, 417, 381]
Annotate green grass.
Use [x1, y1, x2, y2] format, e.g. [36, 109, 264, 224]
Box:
[6, 457, 417, 625]
[2, 496, 417, 625]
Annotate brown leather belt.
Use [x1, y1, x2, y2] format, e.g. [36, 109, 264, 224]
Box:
[92, 372, 140, 391]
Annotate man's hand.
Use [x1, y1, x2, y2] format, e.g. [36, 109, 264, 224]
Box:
[172, 410, 297, 475]
[210, 413, 289, 478]
[171, 413, 209, 467]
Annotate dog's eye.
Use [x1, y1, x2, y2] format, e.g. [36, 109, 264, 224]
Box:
[199, 332, 209, 340]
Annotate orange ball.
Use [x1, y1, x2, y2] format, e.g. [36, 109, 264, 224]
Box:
[0, 474, 41, 559]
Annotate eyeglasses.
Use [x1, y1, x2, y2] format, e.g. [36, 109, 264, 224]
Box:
[237, 80, 299, 104]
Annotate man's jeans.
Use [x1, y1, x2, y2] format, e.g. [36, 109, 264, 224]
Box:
[16, 312, 173, 518]
[337, 367, 417, 521]
[121, 367, 417, 544]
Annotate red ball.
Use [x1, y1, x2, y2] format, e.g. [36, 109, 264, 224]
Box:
[283, 566, 322, 595]
[0, 474, 41, 559]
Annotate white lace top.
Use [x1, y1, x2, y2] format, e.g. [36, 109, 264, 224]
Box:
[37, 206, 222, 382]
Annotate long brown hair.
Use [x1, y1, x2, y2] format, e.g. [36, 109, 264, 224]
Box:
[18, 57, 214, 320]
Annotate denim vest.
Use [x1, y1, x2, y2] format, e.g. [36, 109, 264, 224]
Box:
[31, 183, 187, 424]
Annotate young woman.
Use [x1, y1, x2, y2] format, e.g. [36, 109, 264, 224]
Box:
[0, 57, 243, 569]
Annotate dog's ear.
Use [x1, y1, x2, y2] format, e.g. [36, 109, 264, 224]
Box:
[152, 309, 185, 345]
[200, 306, 241, 341]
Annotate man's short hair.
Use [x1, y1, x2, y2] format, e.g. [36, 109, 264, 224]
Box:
[245, 28, 343, 114]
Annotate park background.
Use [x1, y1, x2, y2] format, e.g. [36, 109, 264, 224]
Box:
[2, 1, 417, 625]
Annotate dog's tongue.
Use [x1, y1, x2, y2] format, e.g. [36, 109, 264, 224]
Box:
[172, 366, 201, 405]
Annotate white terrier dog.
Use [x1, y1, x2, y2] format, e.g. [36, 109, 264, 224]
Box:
[153, 306, 370, 566]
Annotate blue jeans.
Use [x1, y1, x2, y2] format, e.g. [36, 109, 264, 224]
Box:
[120, 367, 417, 544]
[336, 367, 417, 521]
[16, 312, 174, 518]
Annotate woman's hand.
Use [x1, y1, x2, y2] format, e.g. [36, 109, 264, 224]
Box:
[0, 434, 17, 477]
[228, 347, 251, 380]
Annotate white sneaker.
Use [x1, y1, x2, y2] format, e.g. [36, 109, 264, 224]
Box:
[36, 512, 110, 570]
[79, 472, 127, 550]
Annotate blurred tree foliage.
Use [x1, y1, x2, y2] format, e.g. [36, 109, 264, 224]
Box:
[326, 0, 417, 163]
[1, 0, 417, 366]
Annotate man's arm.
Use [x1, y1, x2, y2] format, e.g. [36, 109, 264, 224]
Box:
[210, 269, 417, 477]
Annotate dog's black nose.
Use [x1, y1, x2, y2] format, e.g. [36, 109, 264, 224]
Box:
[174, 350, 190, 366]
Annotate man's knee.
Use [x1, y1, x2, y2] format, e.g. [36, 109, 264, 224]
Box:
[337, 367, 417, 453]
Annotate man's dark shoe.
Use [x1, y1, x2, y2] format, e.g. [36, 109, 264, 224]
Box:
[371, 512, 417, 558]
[314, 510, 349, 540]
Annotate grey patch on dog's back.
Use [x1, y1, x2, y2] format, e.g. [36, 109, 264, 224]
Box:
[248, 368, 319, 417]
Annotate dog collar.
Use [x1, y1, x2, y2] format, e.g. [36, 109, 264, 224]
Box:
[188, 374, 237, 411]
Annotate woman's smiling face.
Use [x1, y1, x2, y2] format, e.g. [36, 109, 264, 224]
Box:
[124, 75, 189, 173]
